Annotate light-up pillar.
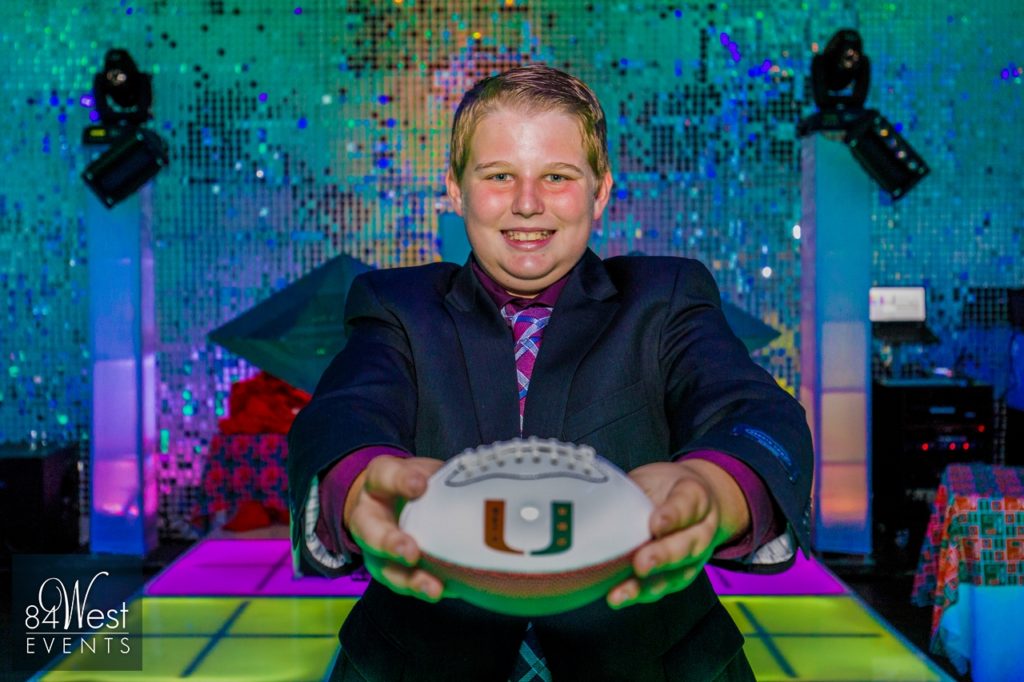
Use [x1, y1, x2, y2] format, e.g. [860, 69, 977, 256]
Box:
[87, 186, 158, 555]
[800, 133, 873, 555]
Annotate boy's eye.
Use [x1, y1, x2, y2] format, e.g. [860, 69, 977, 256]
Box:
[547, 174, 565, 182]
[489, 173, 510, 181]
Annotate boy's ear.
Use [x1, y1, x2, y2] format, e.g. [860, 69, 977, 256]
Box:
[445, 170, 464, 217]
[592, 171, 614, 222]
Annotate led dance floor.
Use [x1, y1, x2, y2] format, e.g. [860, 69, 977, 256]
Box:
[34, 539, 952, 681]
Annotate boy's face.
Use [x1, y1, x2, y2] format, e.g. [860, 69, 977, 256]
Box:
[446, 105, 613, 298]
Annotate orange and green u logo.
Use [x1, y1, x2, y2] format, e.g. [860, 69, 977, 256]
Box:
[484, 500, 573, 555]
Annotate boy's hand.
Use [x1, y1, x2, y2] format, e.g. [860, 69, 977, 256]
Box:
[344, 455, 446, 603]
[606, 459, 750, 609]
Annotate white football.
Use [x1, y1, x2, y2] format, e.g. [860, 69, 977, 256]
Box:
[399, 437, 653, 616]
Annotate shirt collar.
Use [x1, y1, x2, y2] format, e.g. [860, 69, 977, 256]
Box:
[471, 258, 570, 312]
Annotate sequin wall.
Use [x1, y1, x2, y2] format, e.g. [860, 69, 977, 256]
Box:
[2, 1, 1021, 535]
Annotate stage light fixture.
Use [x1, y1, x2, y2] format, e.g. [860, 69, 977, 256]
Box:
[798, 29, 929, 200]
[82, 128, 169, 208]
[812, 29, 870, 112]
[845, 113, 929, 200]
[88, 48, 153, 136]
[81, 49, 169, 207]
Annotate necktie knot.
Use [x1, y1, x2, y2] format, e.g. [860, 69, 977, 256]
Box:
[503, 305, 552, 345]
[500, 303, 552, 430]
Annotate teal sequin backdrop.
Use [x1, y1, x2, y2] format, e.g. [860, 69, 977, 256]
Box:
[1, 1, 1021, 534]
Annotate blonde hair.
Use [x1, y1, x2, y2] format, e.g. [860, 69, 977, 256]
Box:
[449, 64, 609, 182]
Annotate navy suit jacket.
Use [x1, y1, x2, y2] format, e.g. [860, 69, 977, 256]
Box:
[288, 249, 813, 681]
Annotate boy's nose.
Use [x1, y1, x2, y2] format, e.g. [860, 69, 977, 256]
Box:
[511, 180, 544, 217]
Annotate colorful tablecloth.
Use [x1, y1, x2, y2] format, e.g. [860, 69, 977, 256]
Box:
[195, 433, 290, 525]
[911, 463, 1024, 662]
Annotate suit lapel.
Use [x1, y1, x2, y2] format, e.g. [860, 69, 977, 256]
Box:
[444, 262, 521, 445]
[523, 250, 619, 438]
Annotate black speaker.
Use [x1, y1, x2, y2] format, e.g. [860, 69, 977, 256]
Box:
[1007, 288, 1024, 329]
[1007, 407, 1024, 467]
[871, 381, 993, 568]
[0, 443, 81, 555]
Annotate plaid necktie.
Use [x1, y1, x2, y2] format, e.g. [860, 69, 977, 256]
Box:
[501, 304, 552, 431]
[500, 302, 553, 682]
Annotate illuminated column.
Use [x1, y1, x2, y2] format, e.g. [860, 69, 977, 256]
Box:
[800, 134, 873, 555]
[87, 186, 158, 555]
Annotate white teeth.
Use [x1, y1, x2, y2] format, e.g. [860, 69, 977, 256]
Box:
[504, 231, 551, 242]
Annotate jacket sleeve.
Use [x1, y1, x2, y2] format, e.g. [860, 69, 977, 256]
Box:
[660, 259, 814, 573]
[287, 273, 419, 577]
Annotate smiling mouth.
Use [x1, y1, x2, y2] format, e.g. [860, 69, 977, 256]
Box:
[502, 230, 553, 242]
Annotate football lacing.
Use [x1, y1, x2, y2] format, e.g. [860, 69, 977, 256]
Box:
[445, 437, 602, 485]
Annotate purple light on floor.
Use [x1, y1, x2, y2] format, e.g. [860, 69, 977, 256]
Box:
[149, 539, 844, 599]
[145, 538, 368, 597]
[706, 552, 846, 596]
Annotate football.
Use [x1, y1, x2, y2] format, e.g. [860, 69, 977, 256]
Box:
[399, 437, 654, 616]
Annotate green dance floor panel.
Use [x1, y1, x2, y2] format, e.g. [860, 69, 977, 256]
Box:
[722, 596, 948, 681]
[37, 594, 949, 681]
[36, 597, 353, 682]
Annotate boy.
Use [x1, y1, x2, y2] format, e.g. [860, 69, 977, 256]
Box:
[289, 64, 812, 681]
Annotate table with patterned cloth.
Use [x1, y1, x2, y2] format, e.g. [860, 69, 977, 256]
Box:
[911, 463, 1024, 680]
[195, 433, 290, 527]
